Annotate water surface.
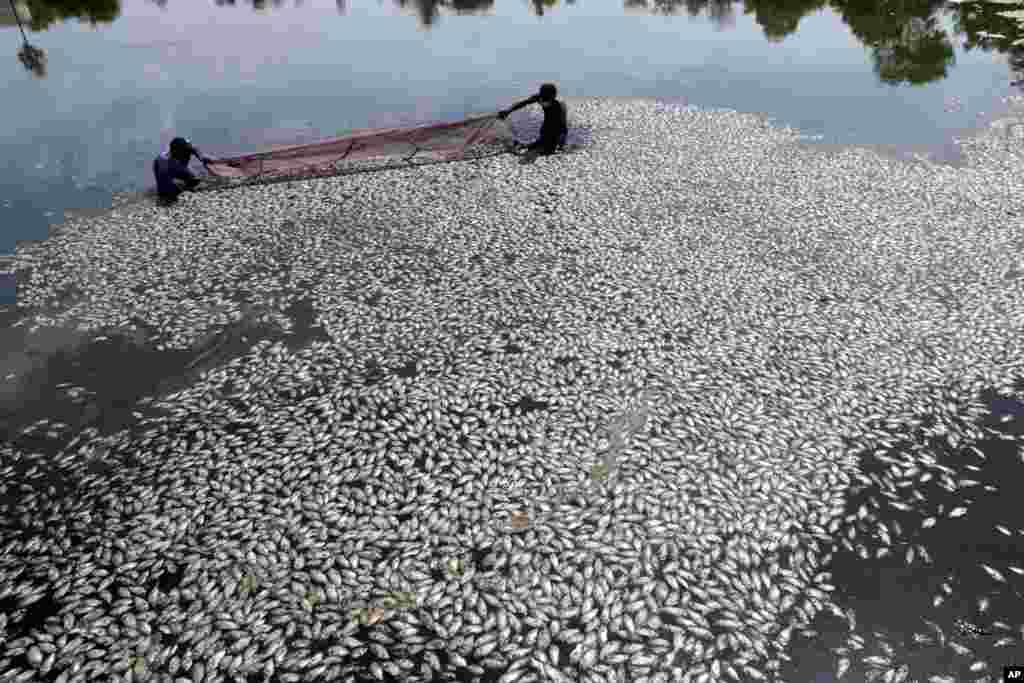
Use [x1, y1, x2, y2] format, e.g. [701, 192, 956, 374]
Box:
[3, 0, 1024, 260]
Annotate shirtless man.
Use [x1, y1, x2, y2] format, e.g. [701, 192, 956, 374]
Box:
[498, 83, 568, 156]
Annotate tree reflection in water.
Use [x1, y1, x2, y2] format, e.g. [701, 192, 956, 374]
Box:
[391, 0, 493, 25]
[8, 0, 1024, 87]
[7, 0, 47, 78]
[17, 42, 46, 76]
[7, 0, 117, 29]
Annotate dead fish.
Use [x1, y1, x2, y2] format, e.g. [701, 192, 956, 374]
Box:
[979, 564, 1005, 583]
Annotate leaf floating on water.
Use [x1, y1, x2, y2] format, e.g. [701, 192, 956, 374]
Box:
[996, 524, 1012, 537]
[933, 594, 944, 607]
[922, 516, 937, 529]
[366, 607, 386, 625]
[446, 558, 466, 577]
[1008, 566, 1024, 576]
[509, 510, 530, 531]
[381, 591, 416, 610]
[949, 507, 967, 518]
[980, 564, 1005, 583]
[238, 574, 258, 595]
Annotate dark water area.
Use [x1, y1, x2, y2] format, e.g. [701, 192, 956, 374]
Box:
[0, 293, 331, 651]
[783, 378, 1024, 682]
[0, 290, 330, 509]
[4, 0, 1024, 255]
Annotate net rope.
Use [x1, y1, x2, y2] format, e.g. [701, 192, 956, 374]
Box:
[198, 114, 514, 193]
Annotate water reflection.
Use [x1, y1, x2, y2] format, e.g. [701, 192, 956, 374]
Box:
[781, 380, 1024, 682]
[392, 0, 494, 25]
[955, 0, 1024, 52]
[6, 0, 46, 77]
[7, 0, 116, 29]
[215, 0, 288, 9]
[953, 0, 1024, 87]
[528, 0, 558, 17]
[8, 0, 1024, 87]
[869, 16, 956, 85]
[15, 42, 44, 76]
[744, 0, 826, 40]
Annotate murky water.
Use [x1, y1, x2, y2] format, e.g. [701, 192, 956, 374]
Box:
[0, 288, 330, 510]
[783, 380, 1024, 683]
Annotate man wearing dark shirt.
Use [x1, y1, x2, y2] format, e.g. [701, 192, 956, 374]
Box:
[153, 137, 211, 202]
[498, 83, 568, 156]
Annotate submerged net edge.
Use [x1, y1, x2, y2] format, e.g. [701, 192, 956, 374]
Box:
[197, 141, 512, 195]
[203, 115, 512, 182]
[199, 114, 514, 192]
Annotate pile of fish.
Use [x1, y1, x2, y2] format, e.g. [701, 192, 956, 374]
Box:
[1, 97, 1022, 682]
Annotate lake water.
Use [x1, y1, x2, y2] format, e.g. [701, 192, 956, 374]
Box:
[3, 0, 1024, 271]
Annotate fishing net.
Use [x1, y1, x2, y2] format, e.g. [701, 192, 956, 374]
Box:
[203, 113, 514, 188]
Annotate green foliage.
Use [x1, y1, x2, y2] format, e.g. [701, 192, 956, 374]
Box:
[872, 37, 957, 86]
[9, 0, 1024, 118]
[382, 590, 417, 609]
[238, 573, 258, 596]
[301, 589, 323, 611]
[22, 0, 119, 31]
[127, 655, 146, 675]
[17, 44, 47, 78]
[446, 557, 466, 577]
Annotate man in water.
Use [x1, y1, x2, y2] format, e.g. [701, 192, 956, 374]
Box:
[153, 137, 212, 202]
[498, 83, 568, 156]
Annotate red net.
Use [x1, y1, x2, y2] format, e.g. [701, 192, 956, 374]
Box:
[205, 114, 512, 181]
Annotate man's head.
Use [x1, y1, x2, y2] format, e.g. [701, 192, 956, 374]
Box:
[538, 83, 557, 103]
[169, 137, 193, 163]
